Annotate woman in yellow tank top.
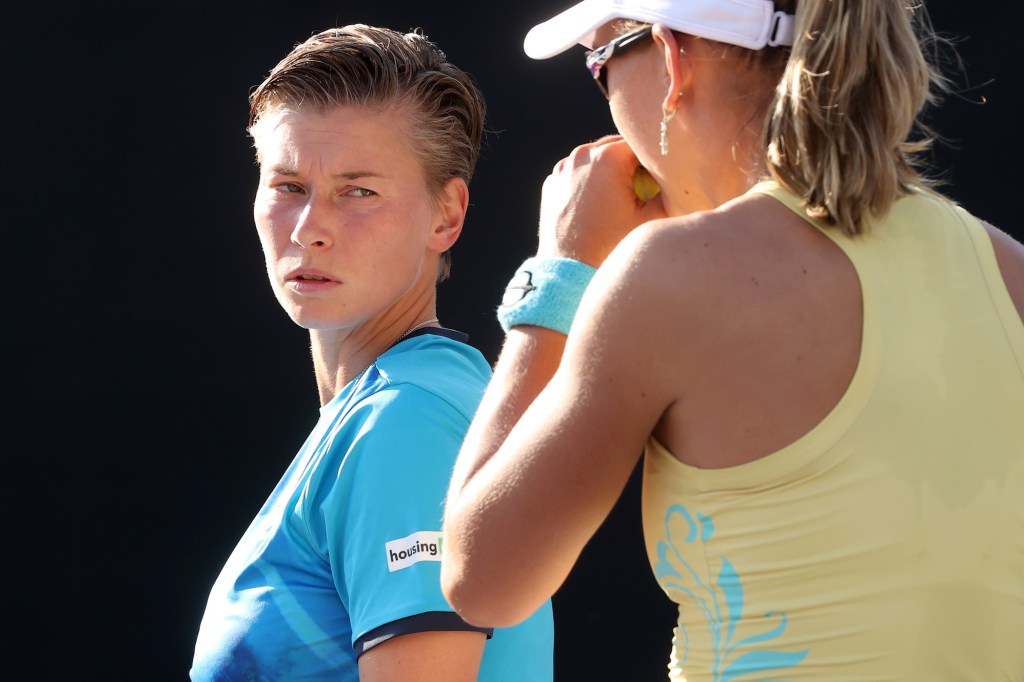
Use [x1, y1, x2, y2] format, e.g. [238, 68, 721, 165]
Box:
[442, 0, 1024, 679]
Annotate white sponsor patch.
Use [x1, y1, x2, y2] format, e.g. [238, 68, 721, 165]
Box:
[385, 530, 443, 572]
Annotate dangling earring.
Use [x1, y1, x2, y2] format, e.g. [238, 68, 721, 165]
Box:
[659, 106, 676, 156]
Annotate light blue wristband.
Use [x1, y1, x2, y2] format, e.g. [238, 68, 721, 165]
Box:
[497, 257, 598, 334]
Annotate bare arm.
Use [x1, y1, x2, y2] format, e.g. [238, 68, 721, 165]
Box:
[446, 326, 566, 500]
[358, 630, 486, 682]
[983, 220, 1024, 321]
[442, 138, 671, 626]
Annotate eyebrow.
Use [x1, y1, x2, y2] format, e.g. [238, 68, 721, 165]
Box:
[268, 164, 383, 181]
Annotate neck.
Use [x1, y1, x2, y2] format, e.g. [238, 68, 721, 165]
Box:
[309, 294, 438, 406]
[658, 59, 771, 215]
[660, 120, 765, 216]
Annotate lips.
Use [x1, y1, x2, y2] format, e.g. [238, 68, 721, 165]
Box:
[285, 267, 338, 284]
[284, 267, 340, 293]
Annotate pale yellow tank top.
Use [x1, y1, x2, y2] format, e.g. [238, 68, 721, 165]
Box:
[642, 181, 1024, 680]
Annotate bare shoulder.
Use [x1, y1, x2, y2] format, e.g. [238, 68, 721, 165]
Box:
[981, 220, 1024, 320]
[983, 219, 1024, 260]
[564, 191, 866, 467]
[596, 192, 820, 314]
[573, 190, 833, 386]
[582, 192, 863, 468]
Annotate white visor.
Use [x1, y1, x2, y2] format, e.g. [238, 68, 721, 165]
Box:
[524, 0, 795, 59]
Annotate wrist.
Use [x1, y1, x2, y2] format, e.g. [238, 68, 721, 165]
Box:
[497, 257, 597, 335]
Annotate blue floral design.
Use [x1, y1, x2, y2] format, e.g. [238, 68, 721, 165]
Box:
[653, 504, 808, 680]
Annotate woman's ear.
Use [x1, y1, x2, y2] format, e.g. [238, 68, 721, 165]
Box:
[429, 177, 469, 253]
[651, 23, 689, 114]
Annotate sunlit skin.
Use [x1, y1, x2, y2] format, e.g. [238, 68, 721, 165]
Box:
[250, 104, 467, 404]
[441, 17, 1024, 681]
[441, 20, 865, 626]
[590, 24, 775, 216]
[246, 102, 487, 680]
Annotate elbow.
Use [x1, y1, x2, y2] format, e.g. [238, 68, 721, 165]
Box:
[440, 555, 535, 629]
[441, 498, 549, 628]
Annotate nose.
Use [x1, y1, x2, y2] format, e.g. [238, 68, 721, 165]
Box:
[291, 196, 333, 249]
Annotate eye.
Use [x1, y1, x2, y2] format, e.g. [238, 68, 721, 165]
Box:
[347, 187, 377, 198]
[276, 182, 304, 194]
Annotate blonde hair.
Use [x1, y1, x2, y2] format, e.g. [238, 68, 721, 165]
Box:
[765, 0, 950, 234]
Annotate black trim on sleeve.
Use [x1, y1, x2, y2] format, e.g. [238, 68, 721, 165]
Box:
[354, 611, 493, 656]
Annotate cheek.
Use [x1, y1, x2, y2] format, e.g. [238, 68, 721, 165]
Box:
[253, 200, 290, 255]
[380, 200, 434, 251]
[610, 97, 659, 162]
[608, 60, 663, 148]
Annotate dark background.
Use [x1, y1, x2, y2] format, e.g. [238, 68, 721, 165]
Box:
[6, 1, 1019, 680]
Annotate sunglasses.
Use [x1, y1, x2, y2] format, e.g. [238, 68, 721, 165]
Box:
[584, 26, 654, 99]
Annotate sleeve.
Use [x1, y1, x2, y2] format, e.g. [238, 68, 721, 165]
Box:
[353, 611, 490, 655]
[318, 383, 484, 649]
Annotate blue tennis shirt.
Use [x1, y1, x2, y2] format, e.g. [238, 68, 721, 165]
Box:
[191, 330, 554, 681]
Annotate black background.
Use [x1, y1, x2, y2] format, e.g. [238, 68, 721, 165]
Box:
[6, 1, 1019, 680]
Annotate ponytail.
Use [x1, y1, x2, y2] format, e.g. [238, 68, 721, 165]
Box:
[765, 0, 949, 234]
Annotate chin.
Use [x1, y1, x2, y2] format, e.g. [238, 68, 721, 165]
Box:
[274, 295, 343, 330]
[289, 315, 342, 331]
[281, 306, 334, 331]
[292, 309, 371, 333]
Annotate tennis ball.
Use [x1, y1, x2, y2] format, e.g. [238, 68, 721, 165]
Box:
[632, 166, 661, 202]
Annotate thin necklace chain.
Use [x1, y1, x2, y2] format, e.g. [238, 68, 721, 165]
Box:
[398, 317, 439, 342]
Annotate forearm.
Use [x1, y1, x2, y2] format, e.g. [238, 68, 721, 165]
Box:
[442, 137, 668, 626]
[448, 327, 565, 497]
[447, 137, 654, 499]
[442, 326, 568, 625]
